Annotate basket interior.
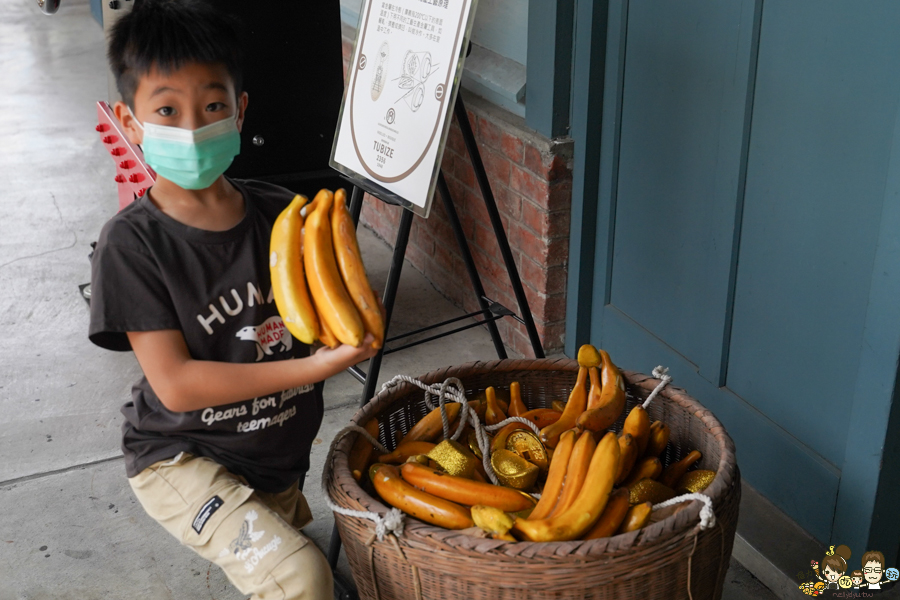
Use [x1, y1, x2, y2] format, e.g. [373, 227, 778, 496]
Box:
[370, 368, 719, 474]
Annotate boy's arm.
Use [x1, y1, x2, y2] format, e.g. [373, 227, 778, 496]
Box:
[127, 329, 379, 412]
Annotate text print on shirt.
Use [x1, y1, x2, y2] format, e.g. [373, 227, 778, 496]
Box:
[201, 384, 314, 432]
[196, 281, 275, 336]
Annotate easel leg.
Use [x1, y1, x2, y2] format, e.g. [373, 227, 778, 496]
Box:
[454, 97, 545, 358]
[436, 172, 507, 359]
[326, 207, 414, 578]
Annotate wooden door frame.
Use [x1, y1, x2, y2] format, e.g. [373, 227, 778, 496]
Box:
[565, 0, 900, 564]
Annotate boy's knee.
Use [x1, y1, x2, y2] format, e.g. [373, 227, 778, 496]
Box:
[256, 543, 334, 600]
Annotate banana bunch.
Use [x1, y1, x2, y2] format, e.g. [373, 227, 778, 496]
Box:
[270, 188, 384, 348]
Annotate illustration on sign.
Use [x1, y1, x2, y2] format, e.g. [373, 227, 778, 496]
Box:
[330, 0, 476, 217]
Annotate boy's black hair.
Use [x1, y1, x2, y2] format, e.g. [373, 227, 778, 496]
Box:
[108, 0, 244, 108]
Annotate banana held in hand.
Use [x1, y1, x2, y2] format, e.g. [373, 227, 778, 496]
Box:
[304, 189, 365, 347]
[331, 188, 385, 349]
[270, 194, 319, 344]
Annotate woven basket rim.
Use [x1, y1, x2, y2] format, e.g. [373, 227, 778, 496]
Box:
[328, 357, 738, 558]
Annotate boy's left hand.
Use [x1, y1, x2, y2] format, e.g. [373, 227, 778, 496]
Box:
[313, 333, 380, 374]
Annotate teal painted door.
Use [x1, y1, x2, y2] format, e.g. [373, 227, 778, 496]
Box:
[582, 0, 900, 550]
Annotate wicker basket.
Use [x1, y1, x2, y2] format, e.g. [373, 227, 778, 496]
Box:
[327, 358, 740, 600]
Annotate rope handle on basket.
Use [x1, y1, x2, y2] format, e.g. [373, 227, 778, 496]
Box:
[642, 366, 672, 410]
[640, 367, 716, 530]
[652, 493, 716, 530]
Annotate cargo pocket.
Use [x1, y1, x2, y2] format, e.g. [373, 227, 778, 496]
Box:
[178, 480, 255, 548]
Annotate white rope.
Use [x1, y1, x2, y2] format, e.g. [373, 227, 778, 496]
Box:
[642, 366, 673, 410]
[321, 424, 404, 541]
[652, 493, 716, 530]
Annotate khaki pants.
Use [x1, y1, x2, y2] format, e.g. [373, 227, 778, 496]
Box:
[129, 452, 333, 600]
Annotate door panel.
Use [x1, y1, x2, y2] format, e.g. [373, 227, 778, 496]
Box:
[590, 0, 900, 544]
[727, 1, 900, 466]
[610, 0, 757, 381]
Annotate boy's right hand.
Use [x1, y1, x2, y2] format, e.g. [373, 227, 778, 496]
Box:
[313, 333, 380, 374]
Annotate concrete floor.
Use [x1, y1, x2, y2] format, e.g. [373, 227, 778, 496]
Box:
[0, 1, 777, 598]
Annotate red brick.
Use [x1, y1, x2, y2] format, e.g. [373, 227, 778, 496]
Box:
[450, 151, 476, 189]
[548, 209, 571, 240]
[547, 236, 570, 267]
[477, 116, 503, 152]
[412, 220, 435, 256]
[445, 122, 466, 156]
[524, 144, 545, 176]
[501, 132, 525, 164]
[548, 154, 571, 182]
[405, 242, 429, 274]
[521, 199, 551, 239]
[510, 163, 550, 208]
[545, 266, 569, 296]
[517, 255, 549, 294]
[479, 147, 511, 188]
[495, 185, 522, 222]
[433, 241, 456, 274]
[509, 220, 549, 265]
[473, 222, 499, 255]
[535, 320, 567, 352]
[546, 180, 573, 212]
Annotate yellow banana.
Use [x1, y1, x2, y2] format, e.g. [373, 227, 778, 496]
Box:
[331, 188, 384, 349]
[511, 431, 620, 542]
[269, 194, 319, 344]
[303, 189, 365, 347]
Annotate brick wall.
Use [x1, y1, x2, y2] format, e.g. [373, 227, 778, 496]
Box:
[341, 31, 573, 357]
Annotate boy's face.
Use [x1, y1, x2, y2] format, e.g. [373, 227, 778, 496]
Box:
[852, 576, 862, 585]
[114, 61, 248, 146]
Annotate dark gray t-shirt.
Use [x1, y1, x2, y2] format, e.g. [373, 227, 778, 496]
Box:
[88, 179, 323, 493]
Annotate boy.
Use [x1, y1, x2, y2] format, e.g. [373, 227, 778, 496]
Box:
[89, 1, 377, 598]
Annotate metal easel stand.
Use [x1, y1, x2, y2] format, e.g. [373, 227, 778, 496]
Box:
[327, 94, 545, 600]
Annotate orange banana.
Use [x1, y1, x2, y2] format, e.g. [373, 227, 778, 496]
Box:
[331, 188, 384, 349]
[372, 465, 474, 530]
[551, 400, 566, 412]
[645, 421, 670, 457]
[484, 386, 507, 426]
[577, 350, 627, 432]
[549, 430, 596, 517]
[583, 488, 630, 539]
[528, 430, 576, 520]
[621, 405, 651, 455]
[615, 433, 638, 485]
[508, 381, 527, 417]
[622, 456, 663, 488]
[512, 432, 620, 542]
[659, 450, 702, 489]
[270, 194, 319, 344]
[400, 463, 535, 512]
[304, 189, 365, 347]
[348, 418, 380, 480]
[378, 441, 436, 464]
[520, 408, 563, 428]
[398, 403, 463, 445]
[617, 501, 652, 534]
[540, 366, 589, 448]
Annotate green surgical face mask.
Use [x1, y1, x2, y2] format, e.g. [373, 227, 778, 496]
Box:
[129, 108, 241, 190]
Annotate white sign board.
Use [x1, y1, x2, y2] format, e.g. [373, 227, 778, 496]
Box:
[330, 0, 478, 217]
